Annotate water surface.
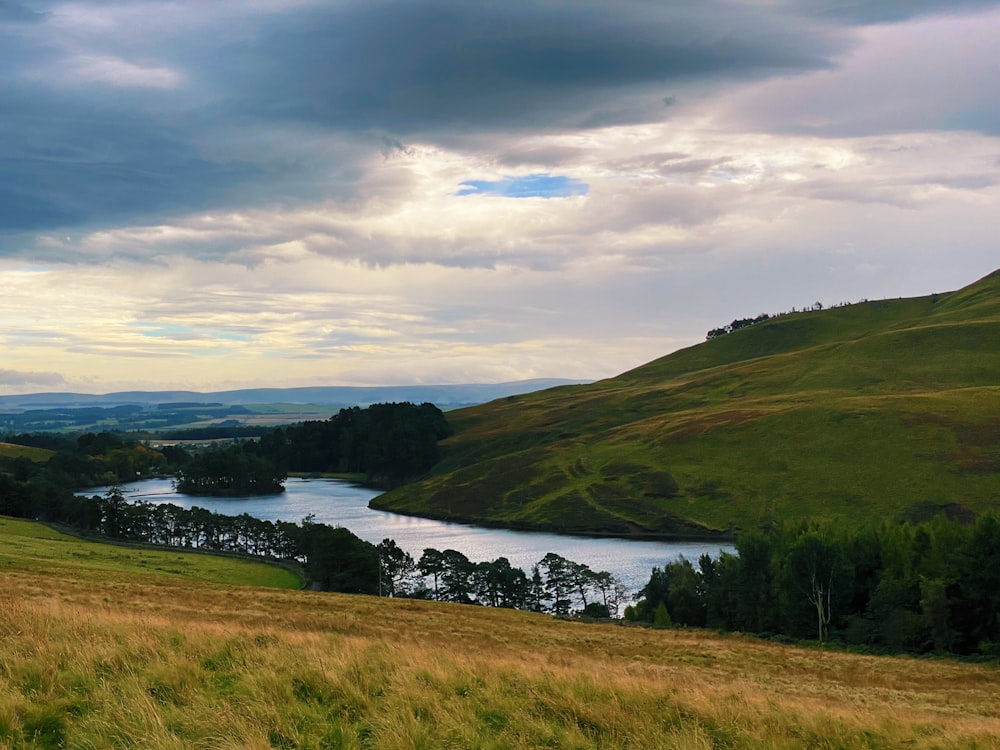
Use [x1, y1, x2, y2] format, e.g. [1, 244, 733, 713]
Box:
[98, 477, 733, 594]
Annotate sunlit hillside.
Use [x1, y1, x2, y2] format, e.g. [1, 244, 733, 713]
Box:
[374, 270, 1000, 537]
[2, 518, 1000, 748]
[0, 443, 52, 462]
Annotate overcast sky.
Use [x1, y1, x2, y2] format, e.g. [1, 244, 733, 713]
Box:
[2, 0, 998, 394]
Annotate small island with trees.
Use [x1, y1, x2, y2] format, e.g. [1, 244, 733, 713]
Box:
[173, 442, 286, 496]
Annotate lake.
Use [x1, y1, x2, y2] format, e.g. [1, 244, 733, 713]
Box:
[95, 477, 733, 595]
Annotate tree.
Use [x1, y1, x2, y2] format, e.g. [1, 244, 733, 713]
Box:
[100, 485, 128, 537]
[298, 522, 378, 594]
[733, 531, 778, 633]
[439, 549, 475, 603]
[665, 557, 706, 627]
[377, 538, 417, 597]
[418, 548, 447, 599]
[779, 529, 852, 642]
[539, 553, 575, 615]
[591, 570, 627, 618]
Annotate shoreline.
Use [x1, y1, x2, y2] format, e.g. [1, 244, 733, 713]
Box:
[366, 497, 736, 544]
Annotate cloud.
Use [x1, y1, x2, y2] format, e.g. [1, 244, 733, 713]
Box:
[2, 0, 1000, 392]
[716, 8, 1000, 137]
[787, 0, 1000, 25]
[215, 1, 844, 135]
[47, 55, 184, 89]
[0, 0, 44, 23]
[0, 83, 263, 234]
[0, 0, 851, 239]
[0, 368, 67, 388]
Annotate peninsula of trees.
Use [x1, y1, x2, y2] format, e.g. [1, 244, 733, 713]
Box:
[170, 401, 452, 496]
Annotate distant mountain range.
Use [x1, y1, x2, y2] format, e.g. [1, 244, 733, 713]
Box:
[0, 380, 585, 411]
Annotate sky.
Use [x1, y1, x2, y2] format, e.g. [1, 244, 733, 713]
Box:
[1, 0, 998, 395]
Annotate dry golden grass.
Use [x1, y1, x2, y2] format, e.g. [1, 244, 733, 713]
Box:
[3, 548, 1000, 749]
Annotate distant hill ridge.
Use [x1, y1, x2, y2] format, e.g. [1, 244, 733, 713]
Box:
[372, 268, 1000, 539]
[0, 379, 585, 410]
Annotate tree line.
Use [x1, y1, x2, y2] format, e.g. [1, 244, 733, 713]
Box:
[376, 540, 626, 616]
[627, 516, 1000, 656]
[12, 481, 627, 612]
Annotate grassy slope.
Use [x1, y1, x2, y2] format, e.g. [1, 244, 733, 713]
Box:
[373, 270, 1000, 537]
[0, 517, 302, 590]
[2, 520, 1000, 749]
[0, 443, 53, 462]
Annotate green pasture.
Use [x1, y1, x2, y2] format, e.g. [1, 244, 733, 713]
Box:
[0, 517, 302, 590]
[0, 442, 53, 462]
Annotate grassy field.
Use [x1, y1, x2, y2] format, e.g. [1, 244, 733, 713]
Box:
[0, 517, 302, 590]
[374, 269, 1000, 537]
[0, 443, 53, 462]
[1, 518, 999, 748]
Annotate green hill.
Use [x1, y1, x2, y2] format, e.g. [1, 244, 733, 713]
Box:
[373, 269, 1000, 537]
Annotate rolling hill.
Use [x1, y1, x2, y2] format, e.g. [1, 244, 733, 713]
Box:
[372, 269, 1000, 538]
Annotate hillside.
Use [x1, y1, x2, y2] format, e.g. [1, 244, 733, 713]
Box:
[3, 518, 1000, 748]
[0, 442, 53, 462]
[372, 269, 1000, 537]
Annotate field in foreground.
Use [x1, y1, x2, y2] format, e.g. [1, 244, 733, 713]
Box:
[2, 520, 1000, 748]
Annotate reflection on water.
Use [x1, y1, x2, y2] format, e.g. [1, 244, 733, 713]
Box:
[94, 477, 733, 594]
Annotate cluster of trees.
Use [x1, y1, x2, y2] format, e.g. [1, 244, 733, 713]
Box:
[629, 516, 1000, 656]
[706, 313, 772, 340]
[160, 402, 452, 497]
[157, 401, 452, 497]
[174, 442, 286, 496]
[705, 297, 892, 341]
[255, 402, 451, 484]
[377, 541, 626, 616]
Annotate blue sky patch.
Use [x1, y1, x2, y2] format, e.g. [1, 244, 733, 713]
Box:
[457, 174, 589, 198]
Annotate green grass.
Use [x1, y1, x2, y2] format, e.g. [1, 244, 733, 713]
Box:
[0, 517, 302, 589]
[0, 442, 53, 462]
[374, 269, 1000, 536]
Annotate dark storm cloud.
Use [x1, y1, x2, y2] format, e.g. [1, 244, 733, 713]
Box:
[10, 0, 996, 242]
[0, 0, 852, 239]
[0, 0, 44, 23]
[0, 85, 261, 235]
[214, 0, 843, 134]
[788, 0, 1000, 24]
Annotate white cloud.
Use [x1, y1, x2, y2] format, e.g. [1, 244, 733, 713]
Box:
[65, 55, 184, 89]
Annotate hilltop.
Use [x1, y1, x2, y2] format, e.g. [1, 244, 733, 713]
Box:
[373, 269, 1000, 538]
